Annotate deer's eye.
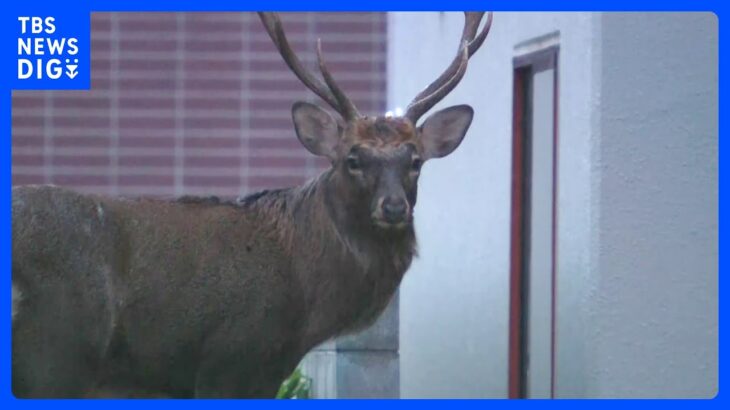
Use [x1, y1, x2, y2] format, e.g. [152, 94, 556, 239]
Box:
[346, 157, 361, 172]
[411, 158, 423, 172]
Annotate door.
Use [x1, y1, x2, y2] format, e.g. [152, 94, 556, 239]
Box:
[508, 45, 559, 399]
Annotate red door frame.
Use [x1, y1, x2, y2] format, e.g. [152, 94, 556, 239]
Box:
[508, 46, 559, 399]
[508, 66, 528, 399]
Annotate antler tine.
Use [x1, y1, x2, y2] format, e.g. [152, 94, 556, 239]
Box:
[317, 39, 360, 120]
[404, 12, 493, 124]
[405, 41, 470, 124]
[462, 12, 485, 50]
[467, 11, 493, 57]
[257, 13, 339, 113]
[258, 12, 360, 121]
[258, 13, 338, 109]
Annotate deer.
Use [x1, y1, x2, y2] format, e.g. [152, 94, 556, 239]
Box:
[11, 12, 493, 398]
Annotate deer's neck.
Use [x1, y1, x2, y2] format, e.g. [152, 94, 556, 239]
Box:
[244, 170, 416, 348]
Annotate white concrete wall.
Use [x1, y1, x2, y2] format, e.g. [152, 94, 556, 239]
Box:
[389, 12, 600, 398]
[389, 12, 717, 398]
[587, 12, 718, 398]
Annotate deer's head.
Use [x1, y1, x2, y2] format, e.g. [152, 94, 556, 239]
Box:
[259, 12, 492, 230]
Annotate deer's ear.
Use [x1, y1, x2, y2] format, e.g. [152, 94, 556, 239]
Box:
[292, 101, 340, 160]
[419, 105, 474, 160]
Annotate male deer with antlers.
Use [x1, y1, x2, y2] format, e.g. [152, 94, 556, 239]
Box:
[12, 12, 492, 398]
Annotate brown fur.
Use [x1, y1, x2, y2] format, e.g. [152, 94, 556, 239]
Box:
[343, 116, 419, 149]
[12, 167, 415, 398]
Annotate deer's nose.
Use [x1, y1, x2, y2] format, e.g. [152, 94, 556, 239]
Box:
[381, 197, 408, 223]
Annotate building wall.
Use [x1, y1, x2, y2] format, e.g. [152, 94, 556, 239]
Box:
[588, 12, 718, 398]
[389, 11, 717, 398]
[12, 12, 386, 198]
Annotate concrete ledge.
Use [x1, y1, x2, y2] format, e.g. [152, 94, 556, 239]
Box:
[300, 294, 400, 398]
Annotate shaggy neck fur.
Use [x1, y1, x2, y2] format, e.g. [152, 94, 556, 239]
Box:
[239, 169, 417, 350]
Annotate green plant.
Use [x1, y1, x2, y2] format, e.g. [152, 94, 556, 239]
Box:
[276, 367, 312, 399]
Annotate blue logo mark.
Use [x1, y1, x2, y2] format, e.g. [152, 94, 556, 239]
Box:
[12, 12, 89, 90]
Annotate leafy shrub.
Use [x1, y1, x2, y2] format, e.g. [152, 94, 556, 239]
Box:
[276, 367, 311, 399]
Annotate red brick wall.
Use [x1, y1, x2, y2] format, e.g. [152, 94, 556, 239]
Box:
[11, 12, 387, 197]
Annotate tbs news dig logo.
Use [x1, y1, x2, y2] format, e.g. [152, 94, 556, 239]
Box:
[17, 17, 79, 80]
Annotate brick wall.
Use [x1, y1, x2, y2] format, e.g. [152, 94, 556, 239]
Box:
[11, 12, 387, 198]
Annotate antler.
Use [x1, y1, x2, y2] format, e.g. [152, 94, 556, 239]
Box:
[405, 12, 493, 124]
[258, 12, 360, 121]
